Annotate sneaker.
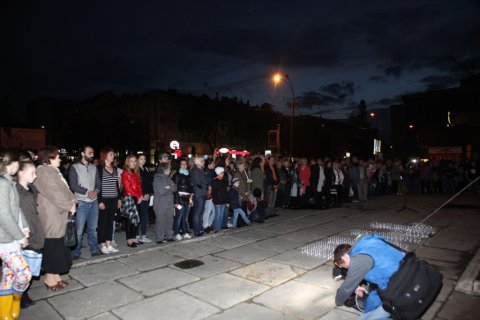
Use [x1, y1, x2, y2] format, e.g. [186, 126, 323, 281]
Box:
[111, 240, 118, 247]
[174, 234, 183, 241]
[100, 246, 111, 254]
[182, 233, 192, 239]
[140, 235, 152, 243]
[107, 245, 119, 253]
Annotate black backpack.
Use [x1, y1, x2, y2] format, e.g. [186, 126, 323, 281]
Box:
[378, 251, 443, 320]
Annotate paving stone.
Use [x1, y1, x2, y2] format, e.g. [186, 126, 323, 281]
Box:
[29, 278, 84, 301]
[250, 236, 306, 253]
[180, 273, 269, 309]
[268, 249, 328, 270]
[281, 229, 329, 243]
[206, 302, 296, 320]
[117, 249, 182, 271]
[118, 267, 200, 296]
[415, 247, 463, 263]
[436, 292, 480, 320]
[295, 265, 342, 292]
[171, 254, 242, 278]
[20, 300, 63, 320]
[69, 260, 139, 287]
[214, 245, 278, 264]
[231, 260, 306, 287]
[421, 301, 442, 320]
[257, 222, 308, 234]
[253, 280, 335, 320]
[428, 260, 463, 280]
[319, 308, 360, 320]
[162, 241, 224, 259]
[48, 281, 143, 320]
[436, 279, 455, 302]
[113, 289, 219, 320]
[90, 312, 120, 320]
[233, 228, 279, 241]
[202, 234, 257, 249]
[425, 237, 478, 251]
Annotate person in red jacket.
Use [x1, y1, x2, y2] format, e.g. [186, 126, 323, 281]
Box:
[121, 155, 143, 247]
[298, 158, 311, 208]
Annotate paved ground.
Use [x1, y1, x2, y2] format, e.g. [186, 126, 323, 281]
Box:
[21, 194, 480, 320]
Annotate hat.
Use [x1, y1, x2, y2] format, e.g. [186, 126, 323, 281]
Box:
[215, 167, 225, 175]
[159, 153, 170, 159]
[232, 178, 240, 185]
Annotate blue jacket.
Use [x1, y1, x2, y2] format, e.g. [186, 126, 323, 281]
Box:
[350, 235, 405, 313]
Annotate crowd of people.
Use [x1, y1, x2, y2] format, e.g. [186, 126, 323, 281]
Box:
[1, 145, 478, 319]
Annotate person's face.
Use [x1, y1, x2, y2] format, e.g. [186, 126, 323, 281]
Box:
[82, 147, 94, 163]
[160, 156, 169, 163]
[128, 157, 137, 170]
[218, 172, 224, 180]
[106, 152, 115, 163]
[197, 159, 205, 169]
[283, 161, 290, 168]
[339, 254, 350, 269]
[233, 181, 240, 188]
[238, 163, 245, 172]
[51, 154, 61, 168]
[19, 164, 37, 184]
[139, 155, 146, 166]
[180, 161, 188, 169]
[6, 161, 19, 176]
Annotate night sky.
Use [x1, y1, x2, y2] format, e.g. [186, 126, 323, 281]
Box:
[1, 1, 479, 120]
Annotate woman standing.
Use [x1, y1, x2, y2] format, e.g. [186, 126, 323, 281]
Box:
[298, 158, 311, 209]
[250, 157, 265, 197]
[34, 146, 76, 292]
[121, 155, 142, 247]
[138, 154, 153, 243]
[173, 159, 193, 240]
[97, 148, 121, 254]
[16, 159, 45, 309]
[0, 150, 32, 320]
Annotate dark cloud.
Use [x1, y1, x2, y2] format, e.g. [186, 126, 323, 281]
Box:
[384, 66, 402, 78]
[369, 76, 387, 83]
[296, 81, 355, 110]
[419, 74, 459, 91]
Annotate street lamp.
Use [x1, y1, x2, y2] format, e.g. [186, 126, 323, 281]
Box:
[272, 72, 295, 156]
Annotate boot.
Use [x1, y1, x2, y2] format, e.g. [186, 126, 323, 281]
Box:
[11, 294, 21, 320]
[20, 291, 35, 309]
[0, 295, 13, 320]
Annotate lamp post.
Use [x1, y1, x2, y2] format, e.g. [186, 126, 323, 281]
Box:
[273, 72, 295, 156]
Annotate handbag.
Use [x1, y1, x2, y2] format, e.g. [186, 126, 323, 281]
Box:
[64, 212, 77, 247]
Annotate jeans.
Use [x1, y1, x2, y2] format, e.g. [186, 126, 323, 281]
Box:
[265, 186, 277, 216]
[202, 199, 215, 228]
[359, 305, 391, 320]
[139, 199, 150, 236]
[192, 195, 205, 234]
[174, 205, 190, 235]
[232, 208, 249, 227]
[214, 204, 228, 231]
[73, 200, 100, 256]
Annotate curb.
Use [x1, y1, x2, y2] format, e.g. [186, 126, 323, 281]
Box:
[455, 247, 480, 296]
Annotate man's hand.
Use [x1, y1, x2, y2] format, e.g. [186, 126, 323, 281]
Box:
[137, 197, 142, 204]
[88, 190, 98, 199]
[355, 286, 368, 298]
[143, 194, 150, 201]
[21, 238, 28, 248]
[99, 202, 105, 210]
[70, 203, 77, 214]
[23, 230, 30, 239]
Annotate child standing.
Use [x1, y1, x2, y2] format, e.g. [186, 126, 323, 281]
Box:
[153, 163, 177, 243]
[228, 178, 250, 228]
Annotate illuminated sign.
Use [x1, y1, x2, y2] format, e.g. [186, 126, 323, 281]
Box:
[169, 140, 180, 150]
[373, 139, 382, 155]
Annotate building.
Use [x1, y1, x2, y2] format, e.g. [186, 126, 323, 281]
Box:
[391, 75, 480, 161]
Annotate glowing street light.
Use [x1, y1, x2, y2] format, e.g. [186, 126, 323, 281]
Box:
[370, 112, 375, 118]
[272, 72, 295, 156]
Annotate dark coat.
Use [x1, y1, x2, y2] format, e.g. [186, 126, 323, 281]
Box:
[173, 172, 193, 205]
[211, 178, 229, 205]
[16, 183, 45, 250]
